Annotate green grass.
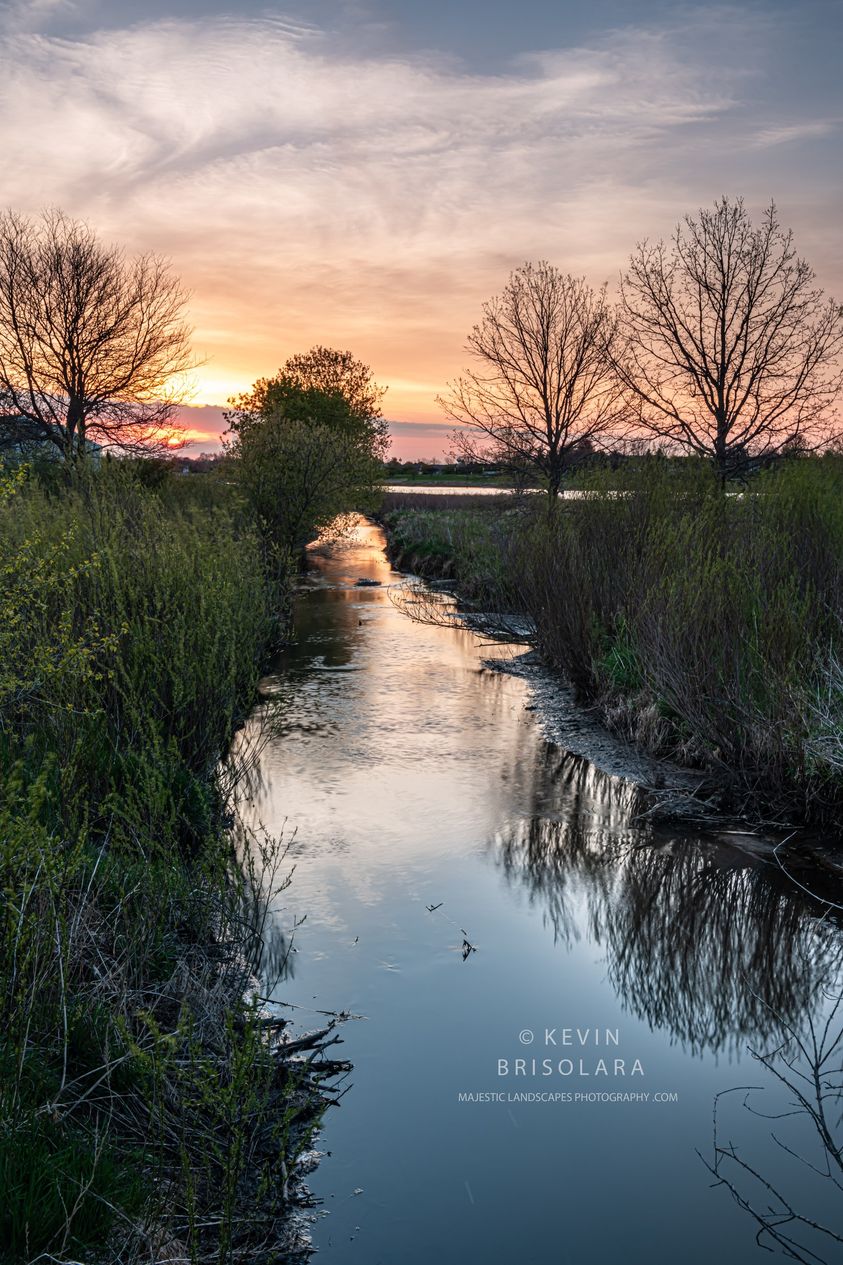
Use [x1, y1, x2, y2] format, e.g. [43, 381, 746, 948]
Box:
[0, 460, 313, 1261]
[383, 502, 518, 600]
[0, 1111, 146, 1260]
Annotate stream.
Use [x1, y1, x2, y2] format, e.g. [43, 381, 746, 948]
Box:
[239, 516, 843, 1264]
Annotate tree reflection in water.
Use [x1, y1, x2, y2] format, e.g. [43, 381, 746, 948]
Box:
[489, 747, 843, 1057]
[705, 989, 843, 1263]
[492, 747, 843, 1257]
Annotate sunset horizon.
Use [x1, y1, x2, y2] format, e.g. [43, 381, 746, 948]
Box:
[3, 0, 840, 458]
[3, 4, 843, 1263]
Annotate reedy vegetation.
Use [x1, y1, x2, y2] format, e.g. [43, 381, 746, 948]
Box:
[384, 458, 843, 822]
[0, 461, 326, 1263]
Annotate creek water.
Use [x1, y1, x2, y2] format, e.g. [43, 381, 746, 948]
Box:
[240, 516, 843, 1265]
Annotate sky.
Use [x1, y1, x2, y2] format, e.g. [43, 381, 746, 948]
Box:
[1, 0, 841, 457]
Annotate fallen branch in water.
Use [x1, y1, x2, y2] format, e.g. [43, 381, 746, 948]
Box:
[425, 902, 477, 959]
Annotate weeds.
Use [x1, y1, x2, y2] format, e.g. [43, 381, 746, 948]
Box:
[384, 457, 843, 822]
[381, 498, 519, 602]
[0, 461, 337, 1263]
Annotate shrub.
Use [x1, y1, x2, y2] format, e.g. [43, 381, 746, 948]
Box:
[0, 460, 315, 1261]
[513, 458, 843, 817]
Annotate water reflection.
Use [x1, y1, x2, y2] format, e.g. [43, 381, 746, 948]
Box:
[242, 516, 843, 1265]
[491, 755, 843, 1056]
[706, 987, 843, 1262]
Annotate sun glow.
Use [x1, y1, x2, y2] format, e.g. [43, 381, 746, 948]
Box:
[164, 366, 253, 409]
[188, 371, 255, 407]
[4, 7, 831, 463]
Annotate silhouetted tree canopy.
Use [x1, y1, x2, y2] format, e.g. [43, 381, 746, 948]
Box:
[439, 263, 628, 497]
[615, 198, 843, 481]
[226, 346, 388, 458]
[224, 349, 387, 552]
[0, 209, 192, 460]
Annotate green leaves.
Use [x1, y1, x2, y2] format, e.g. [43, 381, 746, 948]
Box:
[0, 460, 296, 1260]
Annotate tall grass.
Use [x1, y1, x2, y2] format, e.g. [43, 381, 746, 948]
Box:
[381, 497, 519, 599]
[0, 462, 319, 1261]
[511, 459, 843, 816]
[380, 489, 517, 513]
[385, 458, 843, 821]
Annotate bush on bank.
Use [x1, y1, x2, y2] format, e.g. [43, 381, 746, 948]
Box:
[0, 461, 317, 1261]
[381, 498, 518, 602]
[385, 459, 843, 822]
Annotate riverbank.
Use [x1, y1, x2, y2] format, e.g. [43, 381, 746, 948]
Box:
[0, 464, 343, 1262]
[378, 458, 843, 830]
[380, 507, 715, 821]
[233, 514, 843, 1265]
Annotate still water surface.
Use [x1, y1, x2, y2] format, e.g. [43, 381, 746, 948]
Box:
[241, 518, 843, 1265]
[384, 483, 516, 495]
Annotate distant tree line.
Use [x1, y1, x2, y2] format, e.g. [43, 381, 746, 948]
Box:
[1, 196, 841, 501]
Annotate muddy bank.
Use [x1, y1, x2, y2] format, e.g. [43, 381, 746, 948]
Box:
[483, 648, 715, 821]
[383, 524, 843, 857]
[487, 648, 843, 895]
[380, 511, 843, 847]
[380, 516, 720, 823]
[380, 535, 456, 582]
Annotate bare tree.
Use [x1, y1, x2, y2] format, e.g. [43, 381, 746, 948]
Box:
[616, 197, 843, 481]
[438, 263, 628, 497]
[0, 209, 192, 460]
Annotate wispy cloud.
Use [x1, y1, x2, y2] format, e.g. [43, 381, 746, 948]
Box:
[0, 0, 76, 31]
[173, 407, 460, 457]
[0, 6, 839, 443]
[754, 119, 840, 147]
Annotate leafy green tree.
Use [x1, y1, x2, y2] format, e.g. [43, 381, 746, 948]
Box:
[225, 349, 387, 552]
[228, 346, 388, 458]
[281, 345, 388, 448]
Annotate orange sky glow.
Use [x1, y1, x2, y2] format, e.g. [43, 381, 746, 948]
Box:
[1, 5, 840, 459]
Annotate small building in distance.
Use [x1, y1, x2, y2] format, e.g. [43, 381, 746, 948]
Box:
[0, 414, 102, 464]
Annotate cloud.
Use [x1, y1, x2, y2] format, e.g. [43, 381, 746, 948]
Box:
[754, 119, 840, 148]
[388, 419, 460, 437]
[172, 404, 228, 446]
[174, 405, 459, 459]
[0, 6, 839, 427]
[0, 0, 76, 31]
[2, 17, 733, 220]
